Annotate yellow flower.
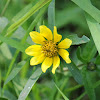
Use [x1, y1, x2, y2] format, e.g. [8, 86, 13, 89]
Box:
[25, 25, 72, 74]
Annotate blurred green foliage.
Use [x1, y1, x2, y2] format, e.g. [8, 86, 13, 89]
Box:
[0, 0, 100, 100]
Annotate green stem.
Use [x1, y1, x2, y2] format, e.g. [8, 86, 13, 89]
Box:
[76, 92, 86, 100]
[56, 79, 68, 99]
[64, 84, 83, 93]
[1, 0, 10, 16]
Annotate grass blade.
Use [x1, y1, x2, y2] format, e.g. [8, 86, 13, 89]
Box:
[61, 59, 83, 84]
[21, 4, 49, 44]
[4, 60, 28, 85]
[48, 0, 55, 31]
[12, 0, 39, 22]
[0, 34, 29, 52]
[7, 0, 51, 35]
[1, 0, 10, 16]
[67, 61, 83, 84]
[71, 0, 100, 23]
[2, 4, 48, 96]
[54, 82, 69, 100]
[85, 13, 100, 55]
[18, 67, 42, 100]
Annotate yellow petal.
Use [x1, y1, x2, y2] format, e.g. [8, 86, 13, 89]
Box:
[52, 55, 60, 74]
[41, 57, 52, 73]
[30, 53, 45, 65]
[54, 26, 62, 43]
[30, 31, 46, 44]
[39, 25, 53, 40]
[58, 38, 72, 49]
[58, 49, 71, 63]
[25, 45, 42, 56]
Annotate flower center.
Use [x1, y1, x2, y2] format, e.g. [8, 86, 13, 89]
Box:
[42, 41, 58, 58]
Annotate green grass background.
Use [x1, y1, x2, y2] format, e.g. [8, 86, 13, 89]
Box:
[0, 0, 100, 100]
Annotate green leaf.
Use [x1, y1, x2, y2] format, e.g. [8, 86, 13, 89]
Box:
[12, 0, 39, 22]
[81, 38, 97, 62]
[85, 13, 100, 55]
[3, 5, 48, 92]
[0, 34, 29, 52]
[7, 0, 51, 34]
[54, 82, 69, 100]
[95, 56, 100, 65]
[77, 38, 97, 63]
[56, 5, 81, 28]
[61, 59, 83, 84]
[0, 43, 12, 59]
[48, 0, 55, 31]
[76, 46, 86, 63]
[11, 27, 26, 40]
[0, 0, 10, 16]
[0, 97, 8, 100]
[76, 80, 100, 100]
[18, 67, 42, 100]
[4, 60, 27, 85]
[67, 34, 90, 45]
[64, 84, 82, 93]
[71, 0, 100, 23]
[0, 17, 9, 33]
[1, 1, 38, 37]
[81, 67, 96, 100]
[21, 4, 49, 44]
[4, 90, 17, 100]
[67, 62, 83, 84]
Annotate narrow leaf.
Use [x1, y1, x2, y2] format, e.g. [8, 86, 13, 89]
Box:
[71, 0, 100, 23]
[0, 17, 8, 33]
[61, 59, 83, 84]
[7, 0, 51, 34]
[0, 34, 29, 52]
[48, 0, 55, 31]
[12, 0, 39, 22]
[54, 82, 69, 100]
[85, 13, 100, 55]
[4, 61, 27, 85]
[67, 61, 83, 84]
[4, 90, 17, 100]
[18, 67, 42, 100]
[0, 43, 12, 59]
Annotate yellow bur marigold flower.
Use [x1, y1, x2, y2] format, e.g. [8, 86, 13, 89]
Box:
[25, 25, 72, 74]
